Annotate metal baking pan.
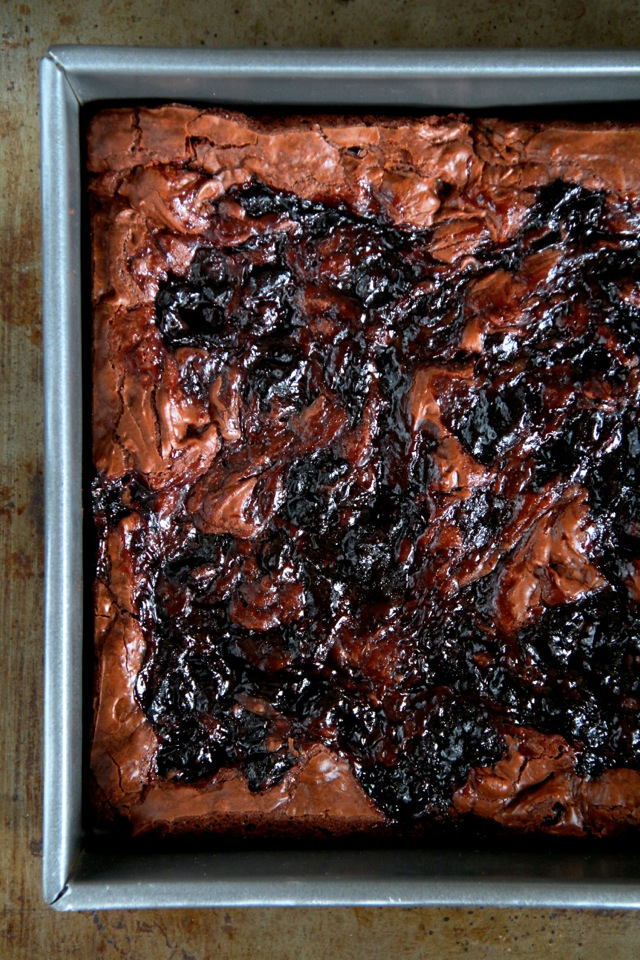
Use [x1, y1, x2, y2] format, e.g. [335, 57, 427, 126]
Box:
[41, 45, 640, 911]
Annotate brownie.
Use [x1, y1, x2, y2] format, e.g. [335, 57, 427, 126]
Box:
[89, 105, 640, 837]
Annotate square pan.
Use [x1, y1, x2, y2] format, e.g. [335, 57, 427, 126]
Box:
[41, 45, 640, 910]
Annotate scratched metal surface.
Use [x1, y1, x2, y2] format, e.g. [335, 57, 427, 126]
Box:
[4, 0, 640, 955]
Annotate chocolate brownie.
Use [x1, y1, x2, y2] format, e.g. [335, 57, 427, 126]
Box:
[89, 106, 640, 837]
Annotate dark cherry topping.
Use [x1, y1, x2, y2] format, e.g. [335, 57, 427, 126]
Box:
[93, 178, 640, 821]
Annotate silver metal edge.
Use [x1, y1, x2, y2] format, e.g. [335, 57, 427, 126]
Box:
[54, 848, 640, 911]
[47, 46, 640, 107]
[46, 44, 640, 75]
[40, 45, 640, 910]
[55, 881, 640, 912]
[40, 55, 84, 907]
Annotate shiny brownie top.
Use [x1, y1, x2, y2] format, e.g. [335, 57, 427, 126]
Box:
[93, 171, 640, 823]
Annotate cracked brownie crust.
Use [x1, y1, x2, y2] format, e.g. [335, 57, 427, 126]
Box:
[89, 105, 640, 837]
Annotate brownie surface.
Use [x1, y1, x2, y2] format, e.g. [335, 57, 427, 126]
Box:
[89, 106, 640, 837]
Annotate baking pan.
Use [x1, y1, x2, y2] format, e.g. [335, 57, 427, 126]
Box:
[41, 45, 640, 911]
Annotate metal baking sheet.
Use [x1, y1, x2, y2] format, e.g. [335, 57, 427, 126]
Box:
[41, 45, 640, 911]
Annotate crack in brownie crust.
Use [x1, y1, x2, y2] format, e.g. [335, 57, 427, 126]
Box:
[89, 106, 640, 836]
